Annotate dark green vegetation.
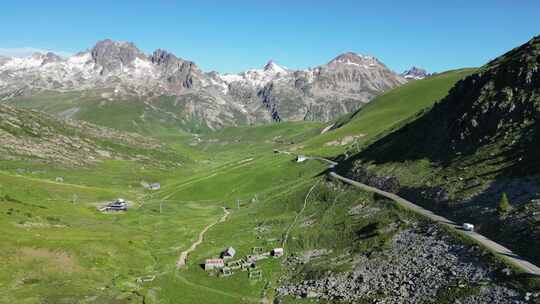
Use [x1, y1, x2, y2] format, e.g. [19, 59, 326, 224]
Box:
[339, 36, 540, 265]
[498, 193, 511, 216]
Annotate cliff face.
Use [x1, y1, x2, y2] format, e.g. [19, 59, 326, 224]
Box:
[256, 53, 406, 122]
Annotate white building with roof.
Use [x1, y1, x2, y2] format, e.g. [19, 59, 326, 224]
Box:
[221, 247, 236, 259]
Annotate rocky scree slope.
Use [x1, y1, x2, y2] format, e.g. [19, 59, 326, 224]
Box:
[0, 40, 406, 129]
[272, 180, 533, 304]
[0, 103, 162, 166]
[278, 223, 526, 304]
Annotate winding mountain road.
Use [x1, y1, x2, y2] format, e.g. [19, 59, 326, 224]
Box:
[329, 172, 540, 276]
[281, 151, 540, 276]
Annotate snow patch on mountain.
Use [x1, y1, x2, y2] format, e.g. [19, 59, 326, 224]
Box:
[401, 66, 430, 80]
[218, 60, 290, 89]
[0, 39, 408, 128]
[1, 55, 44, 69]
[264, 60, 288, 73]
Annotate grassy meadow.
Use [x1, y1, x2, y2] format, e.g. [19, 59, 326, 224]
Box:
[0, 119, 331, 303]
[2, 69, 504, 303]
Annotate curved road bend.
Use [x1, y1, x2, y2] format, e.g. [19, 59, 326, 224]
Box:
[329, 172, 540, 276]
[276, 151, 540, 275]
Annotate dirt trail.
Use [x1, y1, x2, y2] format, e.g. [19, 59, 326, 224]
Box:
[282, 181, 319, 247]
[176, 207, 230, 268]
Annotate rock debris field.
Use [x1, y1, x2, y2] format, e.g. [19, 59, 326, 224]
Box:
[277, 223, 531, 303]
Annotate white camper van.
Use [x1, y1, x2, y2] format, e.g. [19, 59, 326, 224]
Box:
[462, 223, 475, 232]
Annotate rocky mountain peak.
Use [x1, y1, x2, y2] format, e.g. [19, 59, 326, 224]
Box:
[0, 56, 8, 66]
[444, 35, 540, 148]
[486, 35, 540, 71]
[150, 49, 177, 66]
[90, 39, 146, 74]
[91, 39, 140, 52]
[361, 35, 540, 165]
[0, 39, 410, 128]
[41, 52, 64, 65]
[401, 66, 430, 80]
[328, 52, 378, 68]
[263, 60, 287, 73]
[149, 48, 199, 77]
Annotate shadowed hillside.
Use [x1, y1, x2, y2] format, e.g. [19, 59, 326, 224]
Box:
[339, 36, 540, 264]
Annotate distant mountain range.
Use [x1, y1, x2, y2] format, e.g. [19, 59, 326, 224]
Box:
[0, 39, 409, 129]
[401, 66, 431, 80]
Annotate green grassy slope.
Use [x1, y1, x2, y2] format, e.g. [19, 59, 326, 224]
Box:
[0, 117, 330, 303]
[0, 169, 232, 303]
[6, 91, 211, 136]
[298, 69, 477, 155]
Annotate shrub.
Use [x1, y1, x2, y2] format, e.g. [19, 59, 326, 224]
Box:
[2, 195, 21, 203]
[497, 193, 511, 216]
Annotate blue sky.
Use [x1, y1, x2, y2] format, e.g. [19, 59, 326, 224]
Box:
[0, 0, 539, 73]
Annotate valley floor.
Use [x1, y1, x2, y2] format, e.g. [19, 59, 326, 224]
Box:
[1, 134, 537, 303]
[0, 125, 332, 303]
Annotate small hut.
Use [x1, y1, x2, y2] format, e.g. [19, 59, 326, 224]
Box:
[296, 155, 307, 163]
[149, 183, 161, 191]
[99, 198, 128, 212]
[221, 247, 236, 259]
[272, 248, 284, 257]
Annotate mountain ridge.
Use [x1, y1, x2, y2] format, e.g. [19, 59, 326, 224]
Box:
[401, 66, 431, 80]
[0, 39, 407, 130]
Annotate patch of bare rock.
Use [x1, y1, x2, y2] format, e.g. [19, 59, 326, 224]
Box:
[277, 223, 527, 303]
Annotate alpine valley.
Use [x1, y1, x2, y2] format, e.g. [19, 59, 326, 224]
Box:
[1, 31, 540, 304]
